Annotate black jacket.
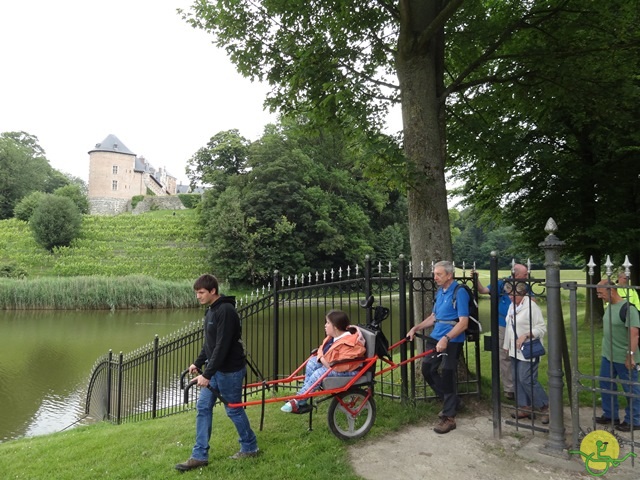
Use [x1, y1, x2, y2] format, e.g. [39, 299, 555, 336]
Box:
[194, 295, 246, 379]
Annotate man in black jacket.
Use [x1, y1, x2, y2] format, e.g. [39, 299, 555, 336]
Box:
[175, 274, 259, 471]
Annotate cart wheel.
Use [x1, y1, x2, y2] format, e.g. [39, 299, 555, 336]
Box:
[327, 388, 376, 440]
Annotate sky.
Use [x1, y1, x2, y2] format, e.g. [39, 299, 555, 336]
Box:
[0, 0, 279, 185]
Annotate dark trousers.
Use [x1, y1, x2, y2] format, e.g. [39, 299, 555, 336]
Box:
[422, 337, 463, 417]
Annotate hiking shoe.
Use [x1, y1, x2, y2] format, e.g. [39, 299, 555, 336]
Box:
[511, 406, 532, 419]
[175, 458, 208, 471]
[537, 405, 549, 425]
[434, 416, 456, 434]
[615, 422, 640, 432]
[229, 449, 260, 460]
[595, 415, 620, 426]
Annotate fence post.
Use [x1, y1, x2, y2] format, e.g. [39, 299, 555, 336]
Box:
[116, 351, 124, 425]
[489, 252, 502, 439]
[398, 254, 408, 403]
[539, 218, 568, 456]
[273, 270, 280, 388]
[106, 349, 113, 421]
[152, 335, 159, 419]
[364, 256, 372, 325]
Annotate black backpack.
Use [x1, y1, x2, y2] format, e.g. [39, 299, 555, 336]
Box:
[619, 302, 639, 324]
[452, 283, 481, 342]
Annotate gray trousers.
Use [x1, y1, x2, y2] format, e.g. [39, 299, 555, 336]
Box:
[499, 326, 514, 393]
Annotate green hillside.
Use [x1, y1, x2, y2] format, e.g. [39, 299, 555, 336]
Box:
[0, 209, 208, 281]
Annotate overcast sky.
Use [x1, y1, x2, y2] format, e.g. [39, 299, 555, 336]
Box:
[0, 0, 278, 185]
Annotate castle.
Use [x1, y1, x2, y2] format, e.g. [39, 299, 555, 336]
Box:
[88, 134, 184, 215]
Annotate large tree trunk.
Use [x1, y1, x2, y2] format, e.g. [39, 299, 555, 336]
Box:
[397, 1, 453, 274]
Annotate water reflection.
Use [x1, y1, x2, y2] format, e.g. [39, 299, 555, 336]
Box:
[0, 309, 201, 443]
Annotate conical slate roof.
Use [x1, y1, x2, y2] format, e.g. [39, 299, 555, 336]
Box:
[88, 134, 135, 155]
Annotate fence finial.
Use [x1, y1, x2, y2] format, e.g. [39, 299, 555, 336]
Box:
[605, 255, 613, 277]
[623, 255, 632, 277]
[587, 256, 596, 277]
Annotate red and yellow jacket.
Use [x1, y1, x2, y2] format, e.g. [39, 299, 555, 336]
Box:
[317, 327, 366, 372]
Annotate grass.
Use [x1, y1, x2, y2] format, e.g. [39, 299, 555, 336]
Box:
[0, 394, 439, 480]
[0, 210, 207, 281]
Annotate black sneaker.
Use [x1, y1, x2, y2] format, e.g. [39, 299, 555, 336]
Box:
[615, 422, 640, 432]
[595, 415, 620, 426]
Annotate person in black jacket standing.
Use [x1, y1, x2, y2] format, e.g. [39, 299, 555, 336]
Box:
[175, 274, 259, 472]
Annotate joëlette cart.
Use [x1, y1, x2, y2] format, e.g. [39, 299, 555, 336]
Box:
[182, 296, 438, 440]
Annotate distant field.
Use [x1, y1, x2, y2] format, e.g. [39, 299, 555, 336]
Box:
[0, 210, 207, 281]
[472, 269, 585, 284]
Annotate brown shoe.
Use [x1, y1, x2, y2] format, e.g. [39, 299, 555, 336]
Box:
[511, 406, 533, 419]
[175, 458, 208, 471]
[537, 405, 549, 425]
[434, 416, 456, 434]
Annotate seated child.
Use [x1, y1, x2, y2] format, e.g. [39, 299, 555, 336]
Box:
[281, 309, 366, 413]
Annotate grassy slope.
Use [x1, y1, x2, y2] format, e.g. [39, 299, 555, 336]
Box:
[0, 209, 207, 281]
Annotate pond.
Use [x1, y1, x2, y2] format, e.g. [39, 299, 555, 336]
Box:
[0, 309, 202, 443]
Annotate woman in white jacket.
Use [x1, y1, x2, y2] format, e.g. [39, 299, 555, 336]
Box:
[503, 281, 549, 424]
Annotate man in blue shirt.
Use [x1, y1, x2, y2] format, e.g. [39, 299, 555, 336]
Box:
[407, 260, 469, 434]
[476, 263, 529, 400]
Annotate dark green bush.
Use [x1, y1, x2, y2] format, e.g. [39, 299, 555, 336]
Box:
[53, 184, 90, 214]
[178, 194, 201, 209]
[13, 191, 48, 221]
[30, 196, 82, 251]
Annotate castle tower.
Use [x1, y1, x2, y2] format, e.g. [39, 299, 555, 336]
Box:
[88, 134, 146, 199]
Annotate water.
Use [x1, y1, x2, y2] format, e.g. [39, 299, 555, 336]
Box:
[0, 308, 201, 443]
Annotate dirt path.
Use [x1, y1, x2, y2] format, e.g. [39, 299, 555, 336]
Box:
[349, 408, 637, 480]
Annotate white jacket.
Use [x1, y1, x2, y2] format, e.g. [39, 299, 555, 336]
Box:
[503, 296, 547, 362]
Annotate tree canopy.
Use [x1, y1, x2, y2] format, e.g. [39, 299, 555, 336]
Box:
[195, 121, 409, 284]
[0, 131, 70, 220]
[181, 1, 636, 279]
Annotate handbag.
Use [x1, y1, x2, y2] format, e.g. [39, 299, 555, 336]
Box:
[520, 337, 545, 359]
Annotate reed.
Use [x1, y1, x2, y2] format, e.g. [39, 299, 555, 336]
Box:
[0, 275, 199, 310]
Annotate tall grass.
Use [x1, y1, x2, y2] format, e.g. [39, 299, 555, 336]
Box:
[0, 275, 199, 310]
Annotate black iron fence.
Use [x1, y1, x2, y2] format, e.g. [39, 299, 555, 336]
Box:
[85, 256, 482, 424]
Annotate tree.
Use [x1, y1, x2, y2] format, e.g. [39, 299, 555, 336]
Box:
[445, 1, 639, 320]
[196, 120, 407, 284]
[53, 184, 90, 215]
[181, 1, 596, 274]
[185, 129, 250, 191]
[30, 195, 82, 251]
[0, 131, 70, 219]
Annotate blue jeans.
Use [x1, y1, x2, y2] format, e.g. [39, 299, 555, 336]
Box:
[512, 358, 548, 409]
[192, 366, 258, 460]
[599, 356, 640, 425]
[297, 356, 356, 399]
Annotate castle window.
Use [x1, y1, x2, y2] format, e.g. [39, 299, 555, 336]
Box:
[112, 165, 118, 174]
[112, 180, 118, 191]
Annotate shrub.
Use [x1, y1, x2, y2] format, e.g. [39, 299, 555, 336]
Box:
[13, 191, 48, 221]
[30, 196, 82, 251]
[53, 184, 90, 214]
[178, 194, 201, 209]
[0, 262, 27, 278]
[131, 195, 145, 209]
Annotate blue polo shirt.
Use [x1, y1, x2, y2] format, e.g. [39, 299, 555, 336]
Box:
[489, 279, 512, 328]
[431, 282, 469, 343]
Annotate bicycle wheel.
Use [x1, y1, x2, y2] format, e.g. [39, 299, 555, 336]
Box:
[327, 388, 376, 440]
